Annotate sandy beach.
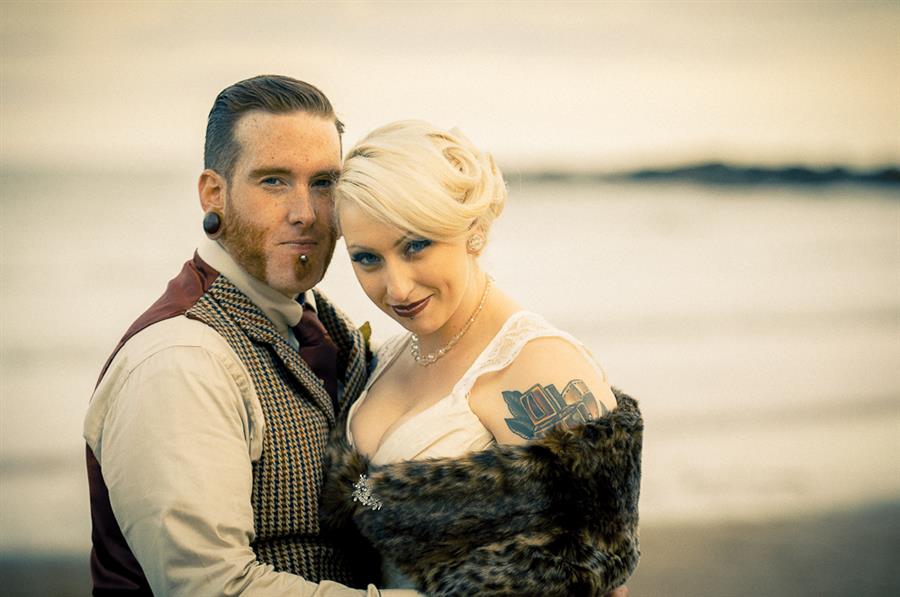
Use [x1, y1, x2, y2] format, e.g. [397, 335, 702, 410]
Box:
[3, 501, 897, 596]
[629, 501, 900, 597]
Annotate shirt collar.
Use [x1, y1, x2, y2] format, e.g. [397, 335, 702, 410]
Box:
[197, 237, 307, 340]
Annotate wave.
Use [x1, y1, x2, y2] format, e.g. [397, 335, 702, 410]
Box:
[514, 162, 900, 187]
[4, 162, 899, 188]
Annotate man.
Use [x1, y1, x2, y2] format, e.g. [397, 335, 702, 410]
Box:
[83, 75, 413, 596]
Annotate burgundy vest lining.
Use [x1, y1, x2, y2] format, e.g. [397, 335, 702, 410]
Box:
[87, 253, 218, 594]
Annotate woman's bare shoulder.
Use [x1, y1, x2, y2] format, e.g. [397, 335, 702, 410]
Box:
[469, 335, 614, 445]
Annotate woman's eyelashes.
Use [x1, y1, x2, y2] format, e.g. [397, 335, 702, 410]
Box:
[350, 251, 381, 266]
[404, 238, 432, 256]
[350, 239, 432, 268]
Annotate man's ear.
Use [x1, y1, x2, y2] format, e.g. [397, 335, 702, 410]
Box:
[198, 169, 226, 213]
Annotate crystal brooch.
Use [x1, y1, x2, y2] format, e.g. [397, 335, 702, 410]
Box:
[351, 474, 383, 511]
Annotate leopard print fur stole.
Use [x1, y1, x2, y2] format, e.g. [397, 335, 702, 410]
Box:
[320, 387, 642, 597]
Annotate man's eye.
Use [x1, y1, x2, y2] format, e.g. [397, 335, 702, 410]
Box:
[405, 239, 432, 256]
[350, 252, 381, 266]
[262, 177, 285, 186]
[311, 177, 334, 190]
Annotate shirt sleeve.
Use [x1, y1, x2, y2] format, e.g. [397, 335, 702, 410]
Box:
[97, 342, 372, 596]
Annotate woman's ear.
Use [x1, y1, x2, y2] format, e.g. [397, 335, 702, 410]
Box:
[466, 228, 486, 254]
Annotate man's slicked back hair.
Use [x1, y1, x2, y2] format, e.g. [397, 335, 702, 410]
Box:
[204, 75, 344, 180]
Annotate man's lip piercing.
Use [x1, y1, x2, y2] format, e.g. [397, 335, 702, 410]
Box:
[300, 255, 309, 263]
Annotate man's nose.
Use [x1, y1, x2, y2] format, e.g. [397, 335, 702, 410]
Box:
[287, 187, 316, 226]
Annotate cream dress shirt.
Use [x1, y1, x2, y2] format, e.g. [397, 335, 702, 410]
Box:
[84, 238, 420, 597]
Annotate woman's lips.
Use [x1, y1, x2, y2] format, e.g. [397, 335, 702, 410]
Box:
[391, 296, 431, 318]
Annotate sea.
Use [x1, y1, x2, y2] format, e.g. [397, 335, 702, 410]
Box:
[1, 169, 898, 554]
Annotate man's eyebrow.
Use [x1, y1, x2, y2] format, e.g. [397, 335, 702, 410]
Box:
[314, 168, 342, 180]
[247, 167, 293, 179]
[246, 167, 341, 181]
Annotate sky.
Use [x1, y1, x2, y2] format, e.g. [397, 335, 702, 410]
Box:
[1, 1, 898, 171]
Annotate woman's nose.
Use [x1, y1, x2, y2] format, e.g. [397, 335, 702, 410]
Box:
[384, 263, 415, 304]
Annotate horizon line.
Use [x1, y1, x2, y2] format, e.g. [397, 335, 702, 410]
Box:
[3, 160, 899, 186]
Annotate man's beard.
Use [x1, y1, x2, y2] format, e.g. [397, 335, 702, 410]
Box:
[219, 195, 336, 293]
[220, 205, 270, 284]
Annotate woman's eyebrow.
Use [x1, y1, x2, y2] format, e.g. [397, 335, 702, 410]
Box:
[346, 236, 410, 252]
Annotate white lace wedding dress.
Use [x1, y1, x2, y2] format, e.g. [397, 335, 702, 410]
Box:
[345, 310, 608, 588]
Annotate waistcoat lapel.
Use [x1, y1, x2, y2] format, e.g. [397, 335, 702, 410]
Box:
[201, 278, 336, 423]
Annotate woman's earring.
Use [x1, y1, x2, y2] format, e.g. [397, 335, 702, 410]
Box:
[466, 234, 485, 254]
[203, 211, 223, 239]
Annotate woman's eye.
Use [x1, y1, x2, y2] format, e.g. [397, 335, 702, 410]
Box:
[350, 252, 381, 266]
[405, 239, 432, 256]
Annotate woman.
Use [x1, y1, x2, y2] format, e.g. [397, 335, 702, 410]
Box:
[321, 121, 641, 596]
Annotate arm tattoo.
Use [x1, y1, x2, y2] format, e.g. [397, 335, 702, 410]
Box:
[503, 379, 608, 440]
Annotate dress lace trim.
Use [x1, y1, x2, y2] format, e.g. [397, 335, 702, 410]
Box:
[451, 310, 607, 400]
[346, 311, 607, 455]
[363, 311, 606, 409]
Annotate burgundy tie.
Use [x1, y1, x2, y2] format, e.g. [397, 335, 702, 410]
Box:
[293, 303, 339, 403]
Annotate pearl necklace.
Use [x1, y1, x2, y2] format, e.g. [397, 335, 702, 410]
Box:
[410, 276, 492, 367]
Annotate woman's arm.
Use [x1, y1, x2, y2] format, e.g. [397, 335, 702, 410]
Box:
[469, 336, 615, 445]
[469, 336, 629, 597]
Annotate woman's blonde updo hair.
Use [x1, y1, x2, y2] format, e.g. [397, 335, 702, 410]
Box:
[334, 120, 507, 244]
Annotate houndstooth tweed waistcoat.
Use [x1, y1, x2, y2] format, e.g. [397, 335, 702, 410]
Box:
[185, 276, 368, 583]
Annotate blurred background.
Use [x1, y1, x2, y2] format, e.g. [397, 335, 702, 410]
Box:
[2, 1, 898, 595]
